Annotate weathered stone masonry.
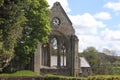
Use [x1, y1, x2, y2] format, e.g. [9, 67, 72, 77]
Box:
[34, 2, 80, 77]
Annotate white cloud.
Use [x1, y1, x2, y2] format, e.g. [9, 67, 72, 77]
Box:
[78, 35, 103, 52]
[118, 24, 120, 27]
[104, 1, 120, 12]
[47, 0, 71, 13]
[47, 0, 120, 55]
[68, 13, 106, 35]
[101, 28, 120, 41]
[99, 28, 120, 55]
[78, 29, 120, 54]
[69, 13, 120, 53]
[94, 12, 111, 20]
[68, 13, 109, 52]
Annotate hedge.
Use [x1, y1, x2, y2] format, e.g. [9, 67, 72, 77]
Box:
[44, 75, 120, 80]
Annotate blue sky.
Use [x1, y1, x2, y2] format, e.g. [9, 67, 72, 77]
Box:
[47, 0, 120, 55]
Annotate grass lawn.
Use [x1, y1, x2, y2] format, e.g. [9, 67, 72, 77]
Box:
[0, 70, 40, 76]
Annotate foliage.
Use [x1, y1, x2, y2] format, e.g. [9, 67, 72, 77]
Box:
[0, 0, 26, 71]
[0, 70, 39, 76]
[81, 47, 99, 63]
[1, 73, 120, 80]
[80, 47, 120, 75]
[80, 47, 99, 68]
[45, 75, 86, 80]
[0, 0, 4, 7]
[14, 0, 51, 67]
[45, 75, 120, 80]
[103, 48, 117, 56]
[88, 75, 120, 80]
[0, 0, 51, 71]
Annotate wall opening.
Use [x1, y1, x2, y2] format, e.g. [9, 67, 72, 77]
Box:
[51, 37, 58, 67]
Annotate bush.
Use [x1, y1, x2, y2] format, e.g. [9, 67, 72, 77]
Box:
[45, 75, 86, 80]
[45, 75, 120, 80]
[88, 75, 120, 80]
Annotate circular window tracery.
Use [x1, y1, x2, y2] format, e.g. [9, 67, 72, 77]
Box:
[52, 17, 61, 26]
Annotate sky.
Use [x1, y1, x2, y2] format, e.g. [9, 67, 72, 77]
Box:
[47, 0, 120, 55]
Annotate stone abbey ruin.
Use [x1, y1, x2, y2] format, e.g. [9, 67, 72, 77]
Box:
[34, 2, 90, 77]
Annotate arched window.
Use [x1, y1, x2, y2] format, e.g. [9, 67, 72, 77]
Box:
[61, 44, 66, 67]
[41, 44, 48, 66]
[51, 38, 58, 67]
[50, 37, 67, 68]
[51, 38, 58, 53]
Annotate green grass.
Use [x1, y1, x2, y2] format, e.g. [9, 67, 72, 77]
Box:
[0, 70, 40, 76]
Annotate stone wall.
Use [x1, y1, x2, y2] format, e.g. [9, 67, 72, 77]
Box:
[40, 68, 70, 76]
[34, 2, 80, 77]
[49, 2, 75, 36]
[0, 76, 44, 80]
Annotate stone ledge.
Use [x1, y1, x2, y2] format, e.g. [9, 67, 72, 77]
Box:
[0, 76, 44, 80]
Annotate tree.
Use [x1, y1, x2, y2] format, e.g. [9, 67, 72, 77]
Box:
[0, 0, 26, 71]
[0, 0, 51, 71]
[102, 48, 117, 56]
[80, 47, 99, 74]
[80, 47, 119, 75]
[81, 47, 99, 65]
[14, 0, 51, 69]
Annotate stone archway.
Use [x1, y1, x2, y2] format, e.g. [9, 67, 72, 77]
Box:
[34, 2, 80, 76]
[40, 30, 69, 68]
[49, 30, 69, 68]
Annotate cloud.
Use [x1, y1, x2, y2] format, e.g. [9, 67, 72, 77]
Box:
[118, 24, 120, 27]
[68, 13, 109, 52]
[94, 12, 111, 20]
[99, 28, 120, 54]
[47, 0, 120, 55]
[78, 29, 120, 54]
[78, 35, 103, 52]
[101, 28, 120, 41]
[68, 13, 106, 35]
[47, 0, 71, 13]
[104, 1, 120, 12]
